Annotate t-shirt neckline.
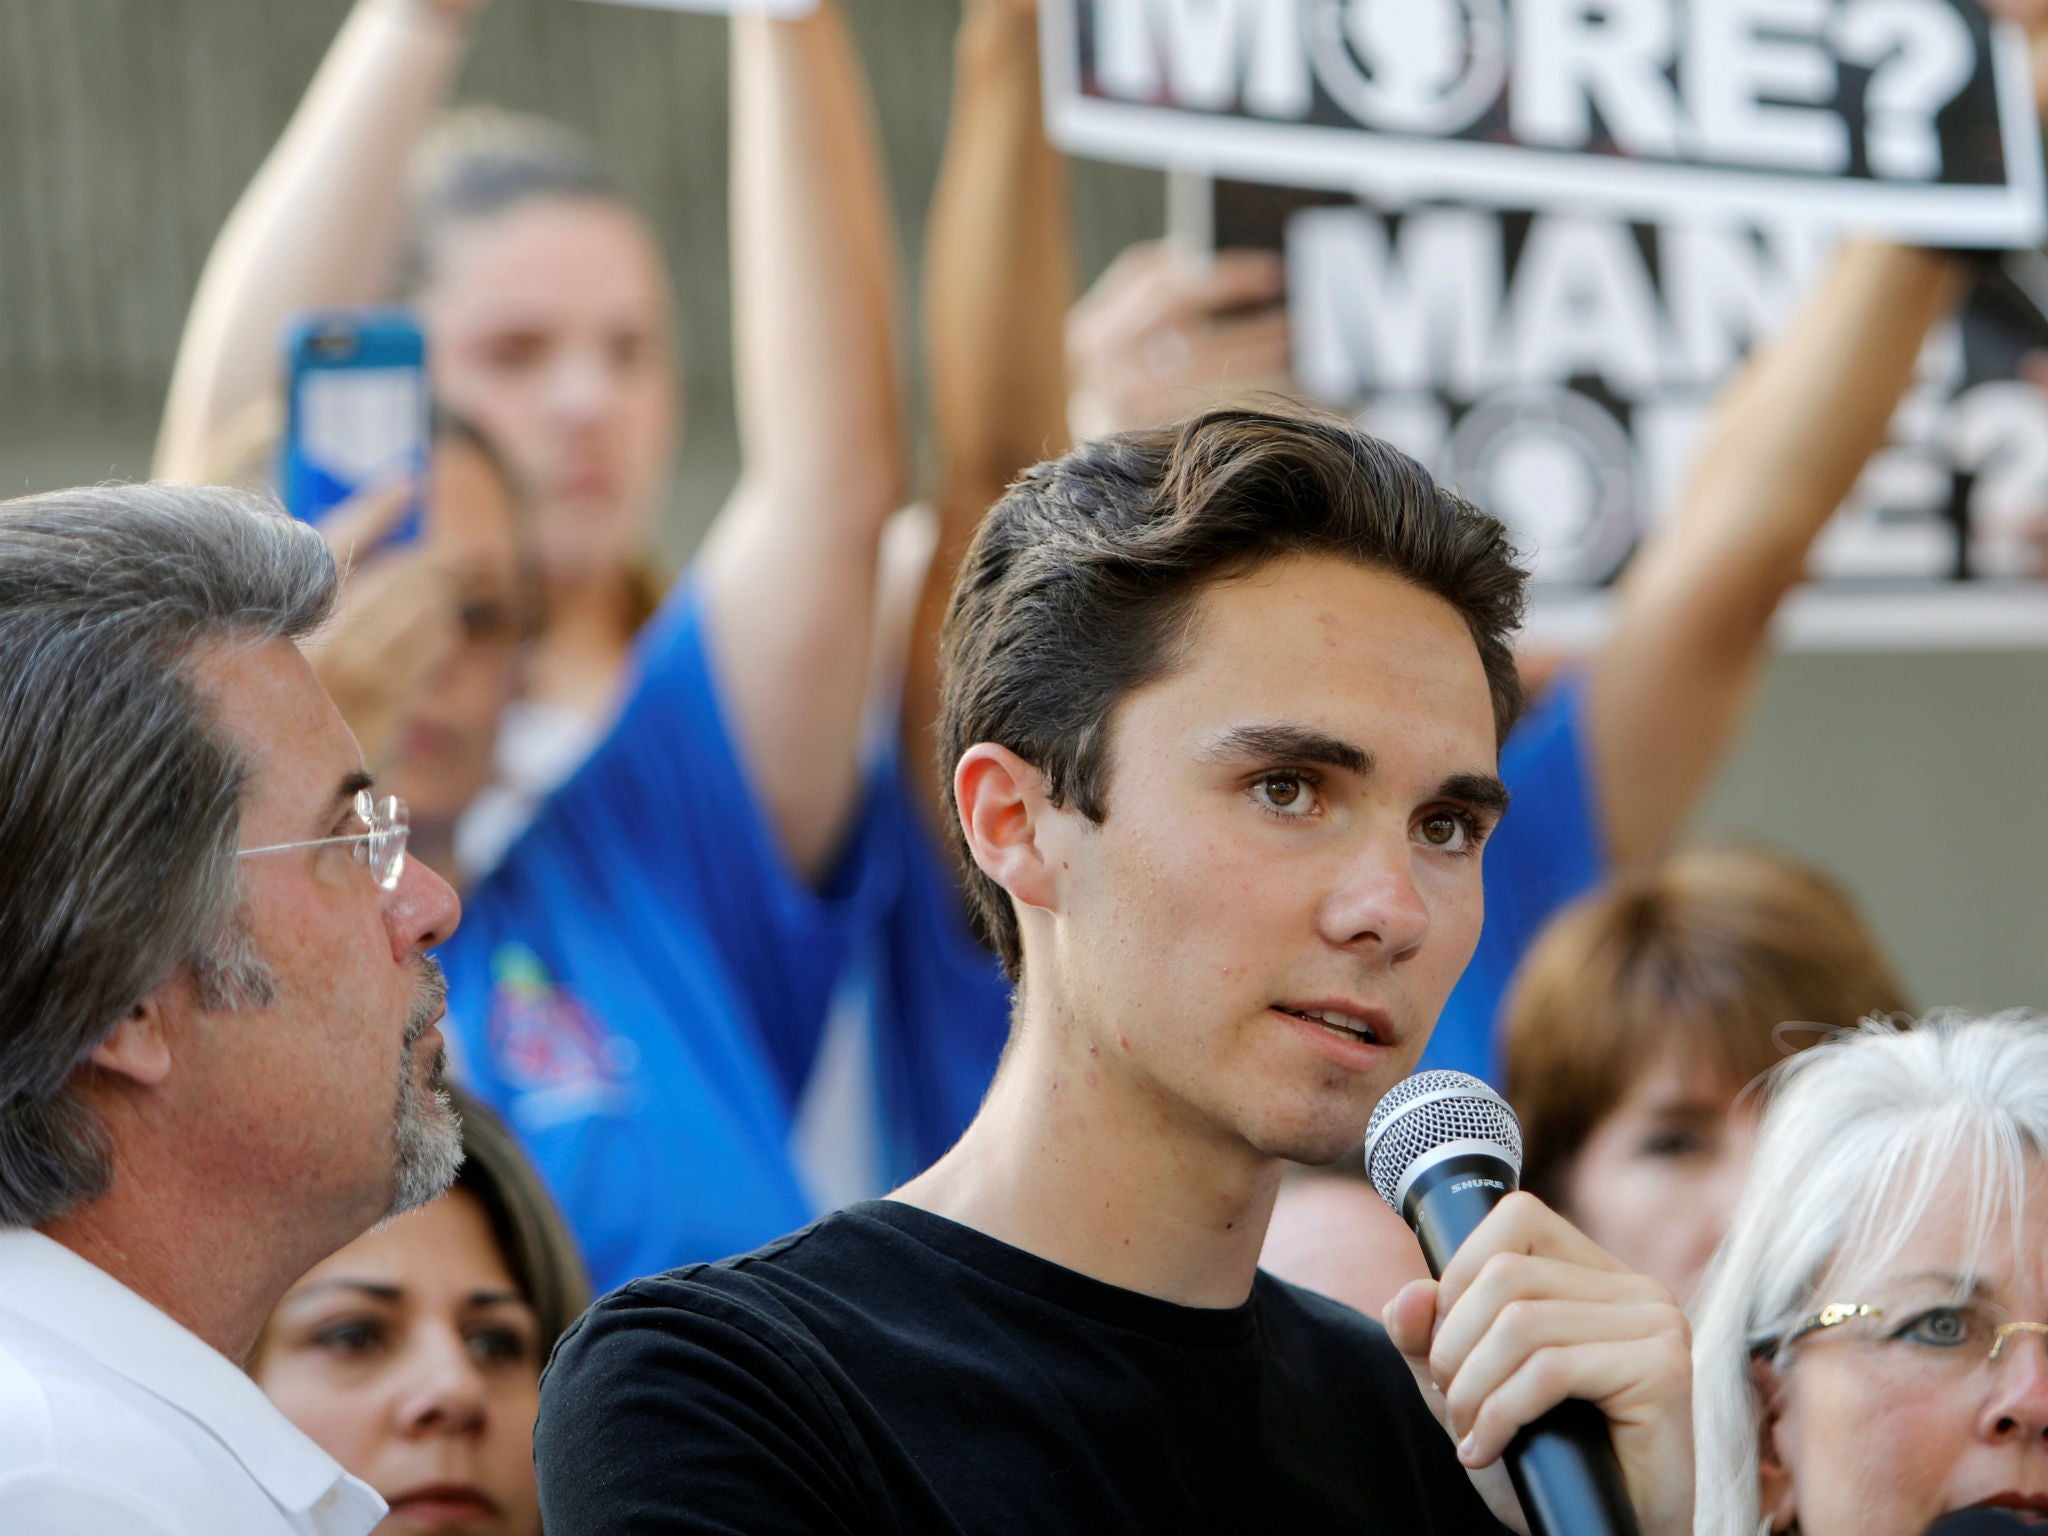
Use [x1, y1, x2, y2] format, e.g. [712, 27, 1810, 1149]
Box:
[849, 1199, 1262, 1349]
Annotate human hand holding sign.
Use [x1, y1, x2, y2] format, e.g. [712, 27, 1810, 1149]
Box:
[1382, 1192, 1695, 1536]
[1065, 241, 1296, 441]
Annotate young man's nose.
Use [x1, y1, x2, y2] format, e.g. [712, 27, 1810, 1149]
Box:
[1317, 835, 1431, 961]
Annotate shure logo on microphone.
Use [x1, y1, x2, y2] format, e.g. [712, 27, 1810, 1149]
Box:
[1449, 1178, 1507, 1195]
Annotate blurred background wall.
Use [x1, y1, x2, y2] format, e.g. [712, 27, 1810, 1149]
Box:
[3, 0, 2044, 1015]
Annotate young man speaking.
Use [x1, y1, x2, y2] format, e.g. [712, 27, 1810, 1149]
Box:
[536, 411, 1694, 1534]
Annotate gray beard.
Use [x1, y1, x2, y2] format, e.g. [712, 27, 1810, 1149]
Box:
[388, 955, 464, 1218]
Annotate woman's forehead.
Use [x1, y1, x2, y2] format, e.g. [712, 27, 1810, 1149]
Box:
[1819, 1156, 2048, 1300]
[422, 196, 667, 317]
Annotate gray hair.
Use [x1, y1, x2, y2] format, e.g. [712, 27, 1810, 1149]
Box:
[0, 482, 336, 1227]
[1691, 1009, 2048, 1536]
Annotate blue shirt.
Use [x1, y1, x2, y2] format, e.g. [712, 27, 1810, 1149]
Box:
[438, 585, 894, 1294]
[856, 676, 1605, 1152]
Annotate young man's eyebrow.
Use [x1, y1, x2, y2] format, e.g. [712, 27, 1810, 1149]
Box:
[1435, 772, 1511, 819]
[1204, 725, 1373, 776]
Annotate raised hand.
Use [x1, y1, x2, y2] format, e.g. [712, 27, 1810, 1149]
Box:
[1066, 240, 1296, 440]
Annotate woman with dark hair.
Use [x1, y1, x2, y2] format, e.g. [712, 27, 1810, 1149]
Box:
[1501, 845, 1910, 1302]
[254, 1088, 588, 1535]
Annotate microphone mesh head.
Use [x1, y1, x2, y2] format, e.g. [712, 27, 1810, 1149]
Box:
[1362, 1069, 1523, 1210]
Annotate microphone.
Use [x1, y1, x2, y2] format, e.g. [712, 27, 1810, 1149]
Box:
[1363, 1069, 1643, 1536]
[1922, 1514, 2040, 1534]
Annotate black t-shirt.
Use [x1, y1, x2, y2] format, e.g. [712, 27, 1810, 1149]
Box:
[536, 1200, 1515, 1534]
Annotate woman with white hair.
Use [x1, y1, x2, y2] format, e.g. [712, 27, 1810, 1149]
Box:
[1692, 1011, 2048, 1536]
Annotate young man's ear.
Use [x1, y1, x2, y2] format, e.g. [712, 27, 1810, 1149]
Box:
[954, 743, 1061, 917]
[1750, 1355, 1797, 1533]
[88, 994, 176, 1089]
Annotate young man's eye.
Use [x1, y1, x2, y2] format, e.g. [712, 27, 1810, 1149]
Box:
[1250, 772, 1319, 817]
[1417, 810, 1482, 852]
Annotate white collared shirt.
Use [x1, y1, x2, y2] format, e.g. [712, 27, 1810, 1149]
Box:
[0, 1228, 386, 1534]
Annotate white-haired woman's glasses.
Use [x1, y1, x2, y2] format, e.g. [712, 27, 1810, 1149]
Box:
[1751, 1295, 2048, 1383]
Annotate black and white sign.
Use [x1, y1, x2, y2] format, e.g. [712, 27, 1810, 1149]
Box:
[1212, 178, 2048, 646]
[1049, 0, 2046, 246]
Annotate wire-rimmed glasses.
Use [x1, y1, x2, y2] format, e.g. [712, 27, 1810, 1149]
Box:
[1751, 1298, 2048, 1377]
[237, 790, 409, 892]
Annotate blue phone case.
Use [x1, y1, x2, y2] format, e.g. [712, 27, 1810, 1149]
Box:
[280, 309, 429, 545]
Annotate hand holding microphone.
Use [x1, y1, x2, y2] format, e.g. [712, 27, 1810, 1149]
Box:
[1365, 1072, 1695, 1536]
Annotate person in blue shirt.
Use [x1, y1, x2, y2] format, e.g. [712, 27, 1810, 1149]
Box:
[162, 0, 912, 1293]
[437, 582, 899, 1287]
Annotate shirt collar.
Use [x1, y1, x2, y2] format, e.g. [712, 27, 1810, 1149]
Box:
[0, 1227, 385, 1526]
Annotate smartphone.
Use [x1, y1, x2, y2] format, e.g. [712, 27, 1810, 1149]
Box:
[279, 308, 430, 544]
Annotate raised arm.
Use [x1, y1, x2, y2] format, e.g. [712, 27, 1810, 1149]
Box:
[1584, 240, 1960, 865]
[694, 0, 908, 881]
[155, 0, 482, 481]
[900, 0, 1074, 832]
[1588, 0, 2048, 862]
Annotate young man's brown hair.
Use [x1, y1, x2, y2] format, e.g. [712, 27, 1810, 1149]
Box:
[937, 407, 1529, 980]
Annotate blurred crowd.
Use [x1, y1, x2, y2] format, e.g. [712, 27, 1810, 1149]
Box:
[4, 0, 2048, 1533]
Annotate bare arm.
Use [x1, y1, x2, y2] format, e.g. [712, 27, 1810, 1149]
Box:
[695, 0, 907, 880]
[154, 0, 479, 481]
[1589, 0, 2048, 861]
[901, 0, 1074, 833]
[1587, 241, 1960, 864]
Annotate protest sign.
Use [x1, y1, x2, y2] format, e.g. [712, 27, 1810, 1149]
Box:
[1048, 0, 2046, 246]
[1207, 177, 2048, 646]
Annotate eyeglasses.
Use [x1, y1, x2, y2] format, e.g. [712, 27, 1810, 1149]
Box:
[1751, 1298, 2048, 1378]
[237, 791, 409, 892]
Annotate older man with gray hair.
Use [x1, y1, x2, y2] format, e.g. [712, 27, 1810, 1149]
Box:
[0, 483, 463, 1532]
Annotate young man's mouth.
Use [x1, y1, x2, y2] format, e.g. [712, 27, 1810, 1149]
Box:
[1273, 1004, 1390, 1048]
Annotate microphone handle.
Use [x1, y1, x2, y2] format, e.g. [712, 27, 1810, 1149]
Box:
[1504, 1401, 1642, 1536]
[1404, 1152, 1645, 1536]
